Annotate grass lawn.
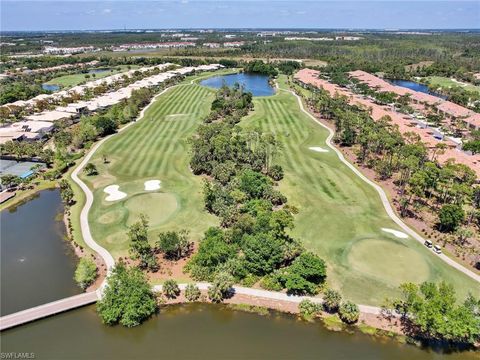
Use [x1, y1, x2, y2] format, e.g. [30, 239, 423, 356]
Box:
[45, 65, 138, 88]
[425, 76, 480, 94]
[240, 75, 479, 305]
[0, 178, 57, 212]
[79, 82, 218, 259]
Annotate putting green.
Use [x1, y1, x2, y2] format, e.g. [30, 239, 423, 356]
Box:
[80, 79, 220, 259]
[240, 75, 479, 305]
[98, 209, 125, 225]
[347, 238, 430, 286]
[125, 193, 178, 227]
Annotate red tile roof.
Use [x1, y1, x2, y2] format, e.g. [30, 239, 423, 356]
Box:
[295, 69, 480, 178]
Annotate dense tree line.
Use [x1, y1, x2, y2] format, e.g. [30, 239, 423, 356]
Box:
[243, 60, 278, 77]
[186, 84, 326, 295]
[386, 282, 480, 346]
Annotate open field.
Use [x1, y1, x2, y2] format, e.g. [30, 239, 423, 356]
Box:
[79, 82, 218, 259]
[241, 75, 479, 305]
[424, 76, 480, 94]
[45, 65, 138, 88]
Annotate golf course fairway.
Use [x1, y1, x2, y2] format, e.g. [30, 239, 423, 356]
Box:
[241, 76, 479, 305]
[79, 73, 478, 305]
[80, 82, 218, 259]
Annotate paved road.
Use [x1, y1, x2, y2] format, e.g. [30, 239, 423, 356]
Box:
[0, 292, 99, 331]
[286, 88, 480, 283]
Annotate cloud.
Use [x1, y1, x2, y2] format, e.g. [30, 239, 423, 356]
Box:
[102, 8, 111, 14]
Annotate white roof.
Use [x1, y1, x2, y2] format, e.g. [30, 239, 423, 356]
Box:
[8, 120, 54, 133]
[26, 110, 75, 122]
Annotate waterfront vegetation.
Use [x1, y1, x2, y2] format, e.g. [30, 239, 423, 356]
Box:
[386, 282, 480, 345]
[97, 261, 157, 327]
[74, 257, 97, 290]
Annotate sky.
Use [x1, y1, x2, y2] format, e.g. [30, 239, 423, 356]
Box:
[1, 1, 479, 31]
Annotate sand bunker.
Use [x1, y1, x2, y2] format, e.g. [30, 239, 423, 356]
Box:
[382, 228, 408, 239]
[104, 185, 127, 202]
[144, 180, 161, 191]
[309, 146, 329, 153]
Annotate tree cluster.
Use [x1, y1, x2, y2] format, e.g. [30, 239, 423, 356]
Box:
[187, 85, 327, 295]
[389, 281, 480, 345]
[309, 87, 479, 235]
[96, 261, 157, 327]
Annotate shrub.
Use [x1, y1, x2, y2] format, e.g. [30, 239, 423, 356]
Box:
[299, 299, 322, 320]
[268, 164, 284, 181]
[339, 301, 360, 324]
[185, 284, 201, 302]
[260, 274, 283, 291]
[163, 279, 180, 299]
[278, 252, 327, 295]
[323, 289, 342, 313]
[84, 162, 98, 176]
[208, 271, 234, 303]
[74, 257, 97, 290]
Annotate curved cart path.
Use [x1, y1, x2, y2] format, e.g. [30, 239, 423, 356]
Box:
[285, 87, 480, 283]
[71, 85, 180, 279]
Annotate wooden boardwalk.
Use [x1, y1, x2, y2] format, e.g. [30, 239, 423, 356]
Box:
[0, 291, 99, 331]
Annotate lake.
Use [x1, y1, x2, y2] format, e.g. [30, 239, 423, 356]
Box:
[0, 189, 81, 316]
[41, 84, 60, 92]
[200, 73, 276, 96]
[2, 303, 476, 360]
[1, 190, 476, 359]
[388, 79, 446, 99]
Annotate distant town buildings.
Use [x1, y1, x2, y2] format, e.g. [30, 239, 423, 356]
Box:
[285, 36, 361, 41]
[112, 42, 195, 51]
[43, 46, 98, 55]
[223, 41, 245, 47]
[203, 42, 221, 48]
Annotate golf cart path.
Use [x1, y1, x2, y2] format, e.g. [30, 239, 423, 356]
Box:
[71, 85, 180, 277]
[285, 87, 480, 283]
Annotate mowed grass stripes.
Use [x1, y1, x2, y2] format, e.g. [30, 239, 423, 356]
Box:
[241, 76, 479, 305]
[80, 84, 218, 259]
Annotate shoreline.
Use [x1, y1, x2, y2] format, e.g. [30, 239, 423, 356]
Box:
[1, 72, 475, 351]
[157, 290, 405, 340]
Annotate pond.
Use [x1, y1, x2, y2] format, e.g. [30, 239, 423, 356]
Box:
[200, 72, 275, 96]
[1, 191, 477, 359]
[2, 303, 476, 360]
[41, 83, 60, 92]
[0, 189, 81, 316]
[388, 79, 446, 99]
